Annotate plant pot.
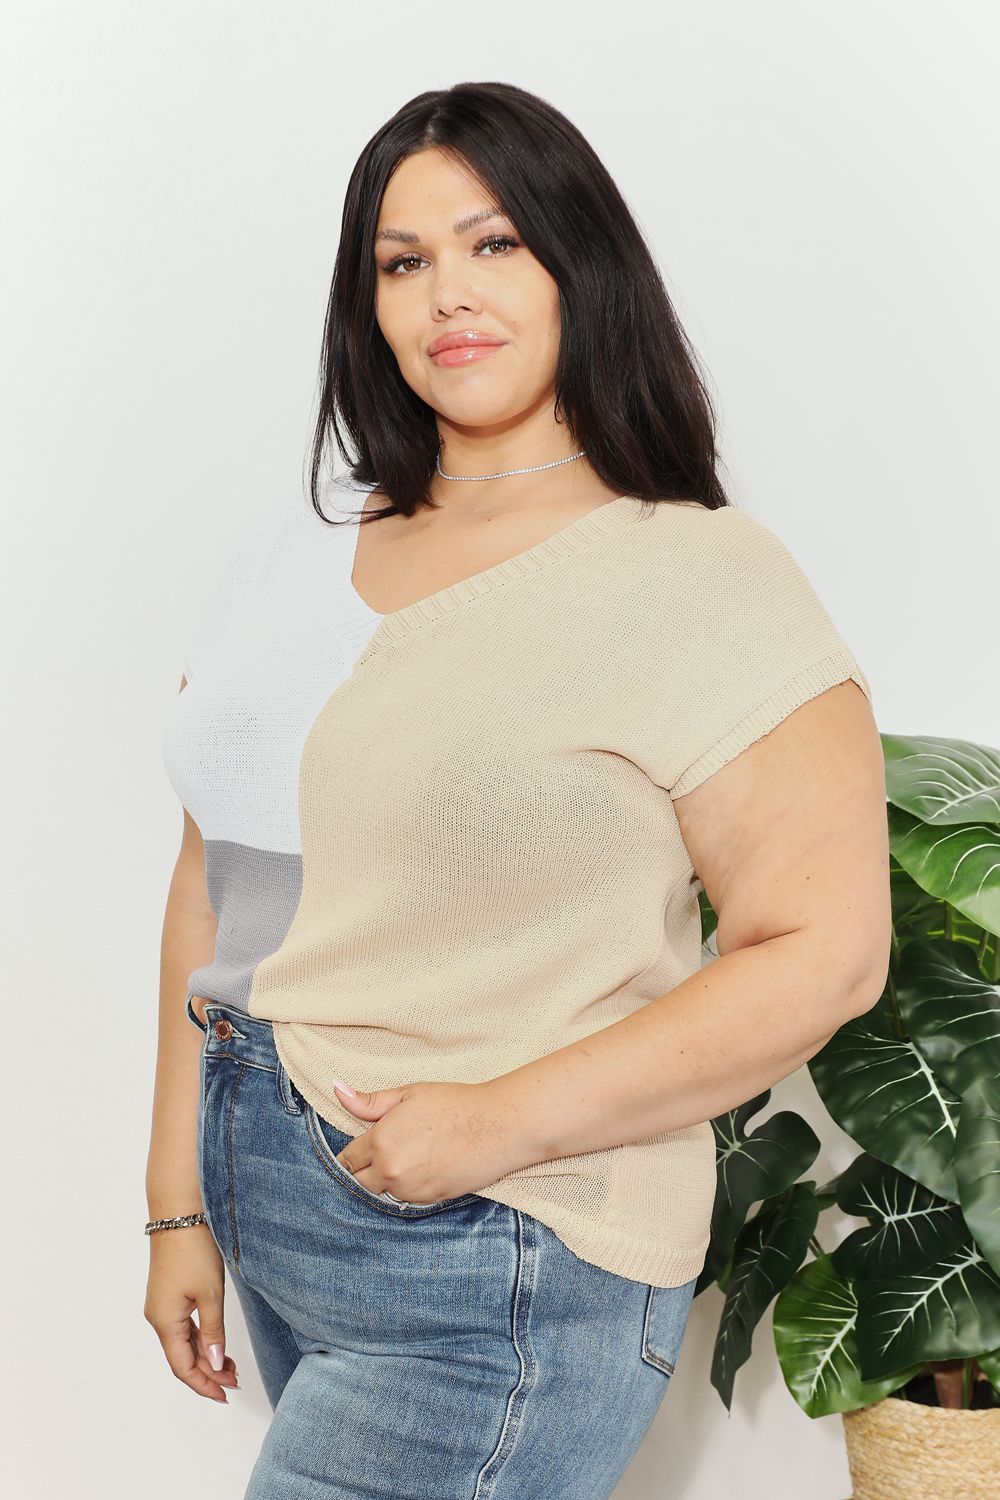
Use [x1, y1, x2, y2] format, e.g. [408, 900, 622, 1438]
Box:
[842, 1393, 1000, 1500]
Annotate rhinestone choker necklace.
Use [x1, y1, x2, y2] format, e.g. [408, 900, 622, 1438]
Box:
[436, 448, 587, 482]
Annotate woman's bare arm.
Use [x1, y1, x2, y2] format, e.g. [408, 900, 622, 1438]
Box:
[481, 679, 891, 1160]
[146, 705, 218, 1218]
[144, 674, 239, 1402]
[145, 818, 216, 1217]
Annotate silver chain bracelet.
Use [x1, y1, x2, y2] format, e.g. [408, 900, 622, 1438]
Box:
[145, 1212, 208, 1235]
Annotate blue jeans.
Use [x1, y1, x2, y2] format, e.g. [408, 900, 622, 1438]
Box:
[186, 995, 697, 1499]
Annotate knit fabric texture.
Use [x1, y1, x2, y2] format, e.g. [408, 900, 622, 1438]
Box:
[163, 484, 872, 1287]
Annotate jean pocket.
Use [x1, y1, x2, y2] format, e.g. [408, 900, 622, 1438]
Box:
[185, 991, 209, 1034]
[640, 1277, 697, 1377]
[305, 1104, 479, 1217]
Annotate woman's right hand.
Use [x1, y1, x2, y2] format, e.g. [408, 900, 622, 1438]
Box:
[144, 1224, 240, 1402]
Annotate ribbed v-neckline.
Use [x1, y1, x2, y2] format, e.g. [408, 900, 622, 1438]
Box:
[348, 492, 649, 667]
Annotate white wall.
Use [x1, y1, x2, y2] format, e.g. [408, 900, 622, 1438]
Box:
[3, 2, 997, 1496]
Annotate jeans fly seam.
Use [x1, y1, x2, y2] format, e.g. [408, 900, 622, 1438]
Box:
[225, 1064, 245, 1270]
[472, 1208, 539, 1498]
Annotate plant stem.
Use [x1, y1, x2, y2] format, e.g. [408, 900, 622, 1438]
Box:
[809, 1234, 825, 1258]
[963, 1359, 973, 1408]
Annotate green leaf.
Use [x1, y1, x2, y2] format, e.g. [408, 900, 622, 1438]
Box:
[888, 804, 1000, 937]
[710, 1186, 818, 1410]
[809, 1000, 962, 1201]
[890, 860, 999, 974]
[953, 1073, 1000, 1279]
[855, 1238, 1000, 1379]
[894, 937, 1000, 1095]
[881, 733, 1000, 826]
[773, 1254, 921, 1417]
[700, 1094, 819, 1290]
[890, 858, 948, 935]
[698, 887, 718, 946]
[830, 1152, 968, 1280]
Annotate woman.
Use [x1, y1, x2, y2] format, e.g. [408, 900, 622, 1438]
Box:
[147, 81, 890, 1498]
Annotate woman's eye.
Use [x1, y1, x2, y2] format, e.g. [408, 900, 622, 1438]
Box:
[381, 234, 520, 276]
[383, 253, 424, 276]
[475, 234, 520, 258]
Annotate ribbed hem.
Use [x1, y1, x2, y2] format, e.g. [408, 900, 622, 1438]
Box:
[271, 1024, 710, 1291]
[475, 1180, 710, 1288]
[669, 646, 873, 800]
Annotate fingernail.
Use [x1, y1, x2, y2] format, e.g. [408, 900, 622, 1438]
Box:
[331, 1077, 357, 1097]
[208, 1342, 225, 1371]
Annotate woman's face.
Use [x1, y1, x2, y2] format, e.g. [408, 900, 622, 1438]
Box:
[373, 148, 561, 432]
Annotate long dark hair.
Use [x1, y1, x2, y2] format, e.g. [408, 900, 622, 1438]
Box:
[308, 81, 731, 526]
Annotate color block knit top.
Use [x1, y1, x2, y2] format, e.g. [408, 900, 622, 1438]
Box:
[162, 482, 872, 1288]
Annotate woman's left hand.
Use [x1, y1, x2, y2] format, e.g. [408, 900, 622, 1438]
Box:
[330, 1077, 532, 1204]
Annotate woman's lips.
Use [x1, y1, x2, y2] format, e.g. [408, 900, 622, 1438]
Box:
[429, 343, 505, 367]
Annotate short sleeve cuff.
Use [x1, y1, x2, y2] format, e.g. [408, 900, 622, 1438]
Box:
[668, 645, 872, 801]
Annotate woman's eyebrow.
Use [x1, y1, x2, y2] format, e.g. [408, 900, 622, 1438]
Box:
[374, 209, 509, 246]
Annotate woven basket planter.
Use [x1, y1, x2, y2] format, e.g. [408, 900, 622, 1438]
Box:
[842, 1394, 1000, 1500]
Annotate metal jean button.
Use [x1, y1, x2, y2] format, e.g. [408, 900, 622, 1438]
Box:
[213, 1018, 234, 1041]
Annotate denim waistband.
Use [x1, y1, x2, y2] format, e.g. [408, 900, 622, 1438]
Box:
[185, 992, 280, 1071]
